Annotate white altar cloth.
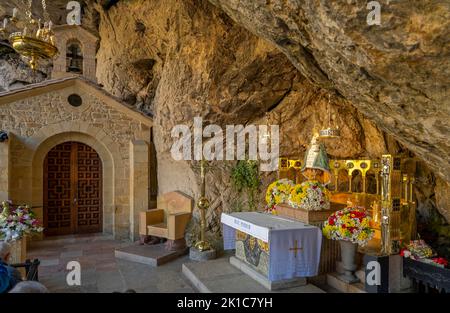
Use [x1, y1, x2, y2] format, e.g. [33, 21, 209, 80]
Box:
[221, 212, 322, 280]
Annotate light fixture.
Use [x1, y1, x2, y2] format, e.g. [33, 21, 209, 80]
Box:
[319, 94, 341, 139]
[0, 0, 58, 71]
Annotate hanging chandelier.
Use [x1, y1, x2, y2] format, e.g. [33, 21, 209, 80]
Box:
[319, 94, 341, 139]
[0, 0, 58, 71]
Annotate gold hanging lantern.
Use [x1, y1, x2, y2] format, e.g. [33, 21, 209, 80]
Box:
[319, 94, 341, 139]
[2, 0, 58, 71]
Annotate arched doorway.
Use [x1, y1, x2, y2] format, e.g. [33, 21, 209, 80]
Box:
[43, 141, 102, 236]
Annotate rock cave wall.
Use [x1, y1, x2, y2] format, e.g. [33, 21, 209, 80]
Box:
[0, 0, 448, 253]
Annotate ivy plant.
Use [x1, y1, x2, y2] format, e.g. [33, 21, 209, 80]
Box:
[230, 160, 260, 211]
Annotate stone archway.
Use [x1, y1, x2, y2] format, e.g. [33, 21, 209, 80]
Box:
[43, 141, 103, 236]
[31, 131, 117, 236]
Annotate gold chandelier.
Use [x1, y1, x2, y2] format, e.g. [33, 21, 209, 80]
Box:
[0, 0, 58, 70]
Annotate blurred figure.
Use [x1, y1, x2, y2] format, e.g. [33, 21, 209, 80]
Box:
[9, 281, 49, 293]
[0, 263, 9, 293]
[0, 242, 23, 292]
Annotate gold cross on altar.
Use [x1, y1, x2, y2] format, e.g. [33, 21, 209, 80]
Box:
[289, 240, 303, 258]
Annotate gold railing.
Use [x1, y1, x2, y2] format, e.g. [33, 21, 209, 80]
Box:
[277, 154, 417, 255]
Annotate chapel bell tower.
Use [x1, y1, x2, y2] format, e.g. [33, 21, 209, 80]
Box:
[51, 25, 98, 83]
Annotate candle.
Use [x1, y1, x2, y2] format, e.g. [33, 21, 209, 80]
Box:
[12, 8, 18, 19]
[48, 21, 53, 31]
[3, 18, 7, 29]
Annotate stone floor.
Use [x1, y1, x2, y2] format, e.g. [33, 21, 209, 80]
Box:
[28, 234, 195, 293]
[182, 255, 325, 293]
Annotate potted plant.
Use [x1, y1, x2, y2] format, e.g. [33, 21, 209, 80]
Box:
[322, 206, 374, 283]
[0, 201, 44, 263]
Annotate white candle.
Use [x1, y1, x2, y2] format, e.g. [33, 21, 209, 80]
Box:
[48, 21, 53, 30]
[12, 8, 18, 19]
[3, 18, 7, 29]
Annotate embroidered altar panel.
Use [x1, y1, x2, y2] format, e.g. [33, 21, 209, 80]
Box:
[222, 212, 322, 281]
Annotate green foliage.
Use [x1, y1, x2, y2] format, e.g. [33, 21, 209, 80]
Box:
[230, 160, 260, 211]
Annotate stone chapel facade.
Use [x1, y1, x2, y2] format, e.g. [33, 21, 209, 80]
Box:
[0, 26, 154, 241]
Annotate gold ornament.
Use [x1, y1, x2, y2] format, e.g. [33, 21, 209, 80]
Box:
[3, 0, 58, 71]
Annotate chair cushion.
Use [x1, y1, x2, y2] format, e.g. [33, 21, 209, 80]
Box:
[147, 223, 168, 238]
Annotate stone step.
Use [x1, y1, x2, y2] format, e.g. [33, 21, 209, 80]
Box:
[115, 243, 187, 266]
[182, 256, 326, 293]
[326, 272, 366, 293]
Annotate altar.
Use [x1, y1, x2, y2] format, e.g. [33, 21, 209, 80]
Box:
[221, 212, 322, 289]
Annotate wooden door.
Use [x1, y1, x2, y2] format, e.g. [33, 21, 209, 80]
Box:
[44, 142, 102, 236]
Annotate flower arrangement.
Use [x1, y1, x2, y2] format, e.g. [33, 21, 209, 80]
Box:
[0, 201, 44, 242]
[322, 207, 374, 246]
[288, 181, 330, 211]
[400, 240, 435, 259]
[400, 240, 449, 268]
[265, 178, 295, 210]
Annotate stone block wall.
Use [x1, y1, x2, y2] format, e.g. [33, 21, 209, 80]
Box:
[0, 138, 9, 200]
[52, 25, 98, 83]
[0, 80, 152, 240]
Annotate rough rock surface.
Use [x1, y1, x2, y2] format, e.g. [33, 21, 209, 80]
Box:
[92, 0, 448, 246]
[0, 51, 47, 91]
[209, 0, 450, 181]
[0, 0, 448, 244]
[436, 178, 450, 223]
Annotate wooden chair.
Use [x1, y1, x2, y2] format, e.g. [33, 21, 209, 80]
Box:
[139, 191, 193, 251]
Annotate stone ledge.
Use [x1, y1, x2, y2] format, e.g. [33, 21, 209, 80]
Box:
[115, 243, 187, 266]
[326, 272, 366, 293]
[182, 256, 325, 293]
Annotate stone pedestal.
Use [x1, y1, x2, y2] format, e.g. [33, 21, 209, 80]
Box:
[7, 237, 27, 264]
[189, 247, 217, 261]
[363, 254, 411, 293]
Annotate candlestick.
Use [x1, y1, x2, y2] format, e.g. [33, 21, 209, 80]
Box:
[194, 159, 212, 252]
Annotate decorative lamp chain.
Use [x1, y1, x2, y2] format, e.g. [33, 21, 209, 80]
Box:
[24, 0, 50, 22]
[26, 0, 33, 21]
[328, 94, 332, 128]
[42, 0, 50, 22]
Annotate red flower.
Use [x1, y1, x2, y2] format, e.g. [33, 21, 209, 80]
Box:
[432, 258, 448, 266]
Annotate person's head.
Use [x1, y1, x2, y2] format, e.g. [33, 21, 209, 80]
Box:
[0, 242, 11, 263]
[8, 281, 49, 293]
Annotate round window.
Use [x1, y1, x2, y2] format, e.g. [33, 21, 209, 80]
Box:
[68, 94, 83, 107]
